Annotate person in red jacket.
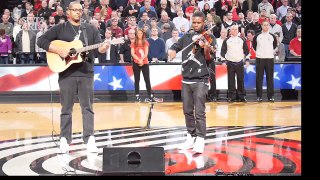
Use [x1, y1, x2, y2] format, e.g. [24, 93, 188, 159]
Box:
[246, 30, 256, 59]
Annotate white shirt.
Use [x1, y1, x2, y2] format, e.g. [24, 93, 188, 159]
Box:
[105, 38, 111, 60]
[198, 0, 214, 11]
[22, 30, 30, 53]
[172, 16, 190, 33]
[255, 32, 276, 58]
[216, 37, 225, 59]
[165, 37, 182, 62]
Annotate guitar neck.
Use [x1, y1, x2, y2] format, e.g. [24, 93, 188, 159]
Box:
[76, 42, 104, 53]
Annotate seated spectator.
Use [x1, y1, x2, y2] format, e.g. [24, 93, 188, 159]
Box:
[289, 25, 301, 57]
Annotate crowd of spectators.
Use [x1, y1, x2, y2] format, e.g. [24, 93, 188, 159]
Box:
[0, 0, 302, 64]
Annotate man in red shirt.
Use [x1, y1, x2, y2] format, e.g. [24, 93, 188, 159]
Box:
[289, 25, 301, 56]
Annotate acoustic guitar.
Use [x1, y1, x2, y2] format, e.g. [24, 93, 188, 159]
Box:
[46, 37, 124, 73]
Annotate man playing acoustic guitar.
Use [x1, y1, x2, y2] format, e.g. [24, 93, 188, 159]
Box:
[37, 2, 110, 153]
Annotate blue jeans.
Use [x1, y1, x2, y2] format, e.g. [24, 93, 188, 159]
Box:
[38, 52, 47, 64]
[0, 56, 9, 64]
[20, 53, 34, 64]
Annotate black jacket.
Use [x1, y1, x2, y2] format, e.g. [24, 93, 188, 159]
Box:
[98, 44, 120, 64]
[169, 32, 216, 82]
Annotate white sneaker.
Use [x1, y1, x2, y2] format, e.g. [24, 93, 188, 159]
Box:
[192, 137, 205, 154]
[179, 133, 196, 150]
[86, 136, 98, 153]
[58, 137, 69, 154]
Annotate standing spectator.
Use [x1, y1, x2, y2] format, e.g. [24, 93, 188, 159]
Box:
[137, 0, 158, 20]
[245, 12, 261, 35]
[157, 11, 175, 33]
[221, 11, 237, 30]
[289, 25, 301, 57]
[109, 18, 123, 38]
[94, 0, 113, 21]
[274, 32, 286, 62]
[0, 9, 15, 25]
[37, 0, 53, 20]
[124, 16, 137, 40]
[122, 0, 140, 18]
[241, 0, 258, 14]
[35, 22, 48, 63]
[98, 28, 120, 63]
[221, 24, 250, 102]
[276, 0, 290, 20]
[165, 28, 181, 62]
[230, 0, 241, 21]
[198, 0, 214, 11]
[130, 28, 157, 102]
[269, 14, 283, 42]
[246, 30, 256, 59]
[54, 6, 68, 24]
[21, 2, 34, 18]
[0, 15, 14, 38]
[215, 27, 228, 61]
[13, 18, 24, 41]
[173, 9, 190, 33]
[0, 28, 12, 64]
[214, 0, 232, 20]
[15, 22, 37, 64]
[252, 20, 277, 102]
[257, 0, 274, 18]
[185, 0, 197, 20]
[281, 12, 297, 57]
[161, 23, 173, 43]
[137, 12, 151, 28]
[156, 0, 172, 19]
[120, 28, 135, 63]
[147, 28, 166, 62]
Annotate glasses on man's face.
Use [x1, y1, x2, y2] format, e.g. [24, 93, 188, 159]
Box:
[69, 9, 83, 13]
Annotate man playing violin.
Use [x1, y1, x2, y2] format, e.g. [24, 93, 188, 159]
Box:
[168, 11, 216, 154]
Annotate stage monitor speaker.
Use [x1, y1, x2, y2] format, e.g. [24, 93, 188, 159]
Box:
[103, 147, 165, 176]
[280, 89, 298, 100]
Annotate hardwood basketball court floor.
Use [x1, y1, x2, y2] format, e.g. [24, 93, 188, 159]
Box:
[0, 101, 301, 176]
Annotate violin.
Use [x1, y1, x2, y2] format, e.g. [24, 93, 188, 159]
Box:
[192, 26, 216, 60]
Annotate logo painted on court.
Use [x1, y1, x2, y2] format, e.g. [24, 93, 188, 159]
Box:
[0, 126, 301, 175]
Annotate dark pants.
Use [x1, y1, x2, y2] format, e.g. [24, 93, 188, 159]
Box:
[0, 56, 9, 64]
[182, 82, 208, 138]
[38, 52, 47, 64]
[58, 76, 94, 144]
[20, 53, 34, 64]
[206, 60, 216, 97]
[133, 63, 152, 97]
[227, 61, 246, 100]
[256, 58, 274, 98]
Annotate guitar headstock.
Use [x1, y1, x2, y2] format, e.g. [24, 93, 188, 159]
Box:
[104, 37, 125, 45]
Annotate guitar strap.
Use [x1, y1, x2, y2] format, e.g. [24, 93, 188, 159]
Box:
[81, 23, 90, 62]
[81, 23, 89, 47]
